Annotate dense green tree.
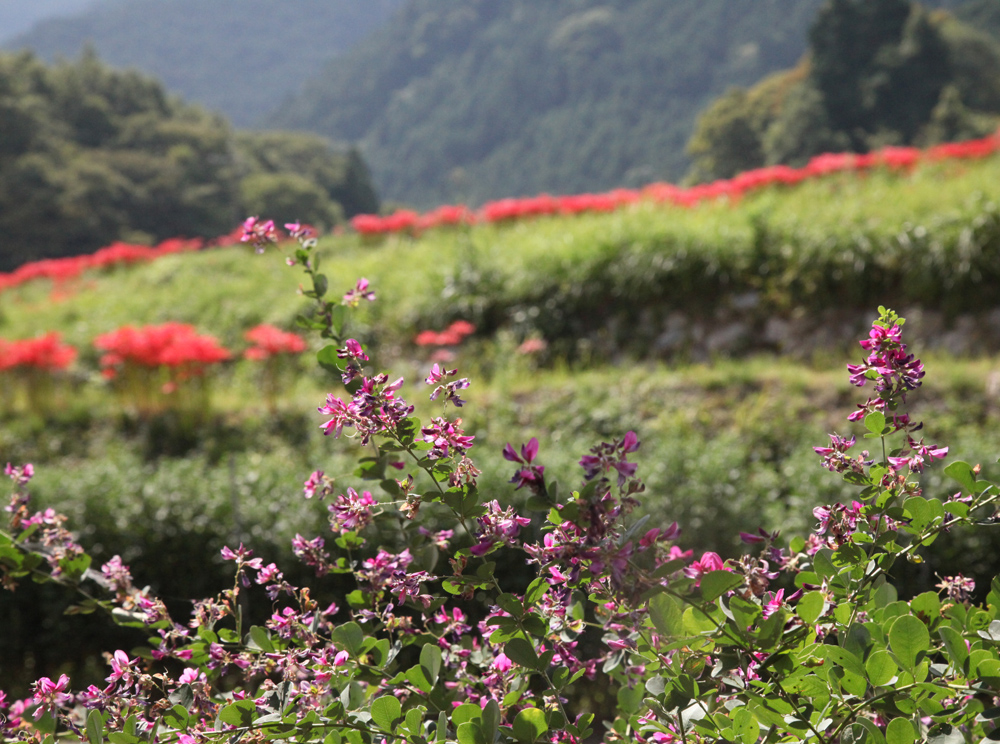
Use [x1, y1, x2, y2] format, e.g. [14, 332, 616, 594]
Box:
[0, 51, 380, 272]
[685, 89, 767, 182]
[269, 0, 827, 207]
[687, 0, 1000, 182]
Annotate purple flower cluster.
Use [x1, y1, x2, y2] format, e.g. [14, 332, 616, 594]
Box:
[328, 488, 377, 533]
[425, 363, 471, 407]
[579, 431, 640, 487]
[421, 417, 475, 460]
[318, 373, 414, 444]
[342, 277, 375, 307]
[813, 434, 871, 473]
[469, 500, 532, 556]
[239, 216, 278, 253]
[503, 437, 546, 494]
[336, 338, 369, 384]
[846, 319, 924, 425]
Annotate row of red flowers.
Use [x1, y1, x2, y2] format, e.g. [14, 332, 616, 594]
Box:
[0, 324, 307, 375]
[0, 226, 251, 296]
[349, 131, 1000, 236]
[2, 131, 998, 294]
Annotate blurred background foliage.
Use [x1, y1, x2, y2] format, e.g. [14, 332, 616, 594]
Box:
[0, 49, 378, 271]
[686, 0, 1000, 180]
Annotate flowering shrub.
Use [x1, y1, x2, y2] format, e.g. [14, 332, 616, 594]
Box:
[95, 323, 231, 415]
[3, 221, 1000, 744]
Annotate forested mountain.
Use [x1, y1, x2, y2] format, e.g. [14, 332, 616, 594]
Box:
[0, 0, 94, 43]
[686, 0, 1000, 182]
[268, 0, 830, 207]
[0, 50, 378, 271]
[5, 0, 404, 127]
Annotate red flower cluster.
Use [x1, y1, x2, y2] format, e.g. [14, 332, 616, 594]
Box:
[0, 333, 77, 371]
[0, 238, 207, 295]
[95, 323, 231, 378]
[243, 324, 307, 361]
[414, 320, 477, 347]
[350, 131, 1000, 237]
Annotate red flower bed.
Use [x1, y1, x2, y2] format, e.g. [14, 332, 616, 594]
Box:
[350, 130, 1000, 237]
[0, 333, 77, 371]
[95, 322, 231, 379]
[415, 320, 477, 347]
[243, 324, 307, 360]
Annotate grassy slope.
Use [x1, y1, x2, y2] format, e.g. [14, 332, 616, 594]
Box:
[0, 156, 997, 547]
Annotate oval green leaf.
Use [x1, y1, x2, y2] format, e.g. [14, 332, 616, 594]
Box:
[889, 615, 930, 671]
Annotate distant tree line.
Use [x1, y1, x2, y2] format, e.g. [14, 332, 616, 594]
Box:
[686, 0, 1000, 181]
[0, 50, 379, 271]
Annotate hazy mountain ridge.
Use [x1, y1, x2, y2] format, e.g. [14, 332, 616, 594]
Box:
[6, 0, 405, 126]
[268, 0, 832, 208]
[0, 0, 95, 43]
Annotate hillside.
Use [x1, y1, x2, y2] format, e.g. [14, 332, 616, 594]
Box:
[5, 0, 404, 127]
[0, 50, 379, 271]
[686, 0, 1000, 181]
[268, 0, 827, 207]
[268, 0, 982, 208]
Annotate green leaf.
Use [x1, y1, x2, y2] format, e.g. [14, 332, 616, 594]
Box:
[317, 345, 341, 373]
[332, 621, 364, 656]
[865, 411, 886, 435]
[925, 723, 965, 744]
[524, 577, 548, 606]
[218, 699, 256, 728]
[938, 625, 968, 669]
[497, 593, 524, 618]
[645, 676, 667, 695]
[313, 273, 328, 298]
[943, 461, 976, 493]
[865, 650, 897, 686]
[108, 734, 141, 744]
[86, 709, 104, 744]
[853, 719, 887, 744]
[513, 708, 548, 743]
[889, 615, 930, 670]
[700, 570, 742, 601]
[505, 637, 539, 670]
[456, 722, 486, 744]
[482, 700, 500, 743]
[885, 718, 916, 744]
[407, 664, 432, 694]
[405, 707, 425, 737]
[420, 643, 443, 687]
[161, 705, 189, 731]
[452, 703, 482, 726]
[370, 696, 402, 731]
[731, 708, 758, 744]
[248, 625, 274, 653]
[795, 591, 825, 625]
[648, 594, 683, 638]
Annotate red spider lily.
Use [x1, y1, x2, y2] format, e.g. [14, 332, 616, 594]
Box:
[344, 129, 1000, 237]
[95, 323, 230, 379]
[243, 324, 307, 361]
[413, 320, 477, 347]
[0, 333, 77, 371]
